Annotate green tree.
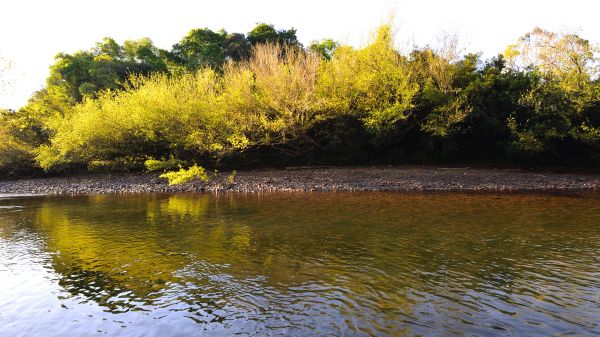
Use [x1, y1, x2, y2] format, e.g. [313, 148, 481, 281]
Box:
[319, 25, 418, 135]
[247, 23, 300, 47]
[309, 39, 339, 60]
[0, 109, 37, 175]
[172, 28, 227, 70]
[46, 37, 170, 104]
[224, 33, 251, 61]
[504, 28, 600, 158]
[123, 38, 169, 73]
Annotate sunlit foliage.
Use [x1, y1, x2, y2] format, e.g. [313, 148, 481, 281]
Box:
[319, 25, 418, 134]
[160, 165, 209, 186]
[504, 28, 600, 156]
[1, 23, 599, 177]
[0, 110, 36, 175]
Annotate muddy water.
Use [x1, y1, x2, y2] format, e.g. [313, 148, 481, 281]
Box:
[0, 193, 599, 336]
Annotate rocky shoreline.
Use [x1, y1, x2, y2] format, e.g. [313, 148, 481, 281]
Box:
[0, 166, 599, 195]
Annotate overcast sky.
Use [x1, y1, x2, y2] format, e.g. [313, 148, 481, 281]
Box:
[1, 0, 598, 109]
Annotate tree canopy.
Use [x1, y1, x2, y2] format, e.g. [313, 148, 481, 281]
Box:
[0, 23, 598, 176]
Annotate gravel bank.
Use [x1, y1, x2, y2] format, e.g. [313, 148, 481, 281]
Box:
[0, 166, 599, 194]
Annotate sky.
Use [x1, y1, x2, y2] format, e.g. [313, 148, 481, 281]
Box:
[0, 0, 598, 109]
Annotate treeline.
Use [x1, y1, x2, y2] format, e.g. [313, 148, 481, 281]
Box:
[1, 24, 599, 177]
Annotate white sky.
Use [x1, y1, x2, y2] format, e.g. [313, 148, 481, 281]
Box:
[1, 0, 598, 109]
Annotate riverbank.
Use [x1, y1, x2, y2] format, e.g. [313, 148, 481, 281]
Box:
[0, 166, 599, 194]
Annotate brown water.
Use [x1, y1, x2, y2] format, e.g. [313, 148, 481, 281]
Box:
[0, 193, 599, 337]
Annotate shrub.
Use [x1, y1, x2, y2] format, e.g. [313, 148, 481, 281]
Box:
[0, 124, 35, 175]
[0, 111, 37, 176]
[318, 25, 419, 133]
[144, 157, 186, 172]
[36, 70, 243, 169]
[160, 165, 208, 185]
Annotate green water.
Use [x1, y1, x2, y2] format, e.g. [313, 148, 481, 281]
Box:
[0, 193, 599, 337]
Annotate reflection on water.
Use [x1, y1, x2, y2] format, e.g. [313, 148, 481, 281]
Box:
[0, 193, 599, 337]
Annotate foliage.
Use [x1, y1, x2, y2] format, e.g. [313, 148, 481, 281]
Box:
[144, 157, 186, 172]
[225, 43, 323, 145]
[227, 170, 237, 184]
[34, 41, 325, 170]
[247, 23, 300, 47]
[172, 23, 300, 71]
[160, 164, 208, 185]
[1, 24, 599, 177]
[309, 39, 339, 61]
[319, 25, 418, 134]
[0, 110, 36, 175]
[172, 28, 228, 70]
[35, 69, 242, 170]
[46, 37, 169, 104]
[503, 28, 600, 157]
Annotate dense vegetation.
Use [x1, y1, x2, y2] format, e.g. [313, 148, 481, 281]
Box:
[1, 23, 599, 177]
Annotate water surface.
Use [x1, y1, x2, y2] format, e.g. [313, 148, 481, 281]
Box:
[0, 193, 599, 336]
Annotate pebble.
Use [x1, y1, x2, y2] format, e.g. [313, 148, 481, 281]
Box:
[0, 166, 599, 195]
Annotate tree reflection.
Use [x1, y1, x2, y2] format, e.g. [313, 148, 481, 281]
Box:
[1, 193, 598, 335]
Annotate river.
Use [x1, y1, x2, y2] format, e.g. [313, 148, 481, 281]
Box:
[0, 193, 599, 336]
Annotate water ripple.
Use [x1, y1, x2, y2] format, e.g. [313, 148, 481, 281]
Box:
[0, 193, 599, 336]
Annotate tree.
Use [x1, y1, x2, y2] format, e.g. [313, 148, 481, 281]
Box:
[0, 105, 38, 175]
[309, 39, 339, 61]
[409, 48, 473, 138]
[504, 27, 599, 93]
[319, 25, 419, 135]
[224, 33, 251, 61]
[247, 23, 300, 47]
[504, 28, 600, 157]
[42, 36, 172, 106]
[172, 28, 227, 70]
[123, 38, 169, 72]
[247, 23, 279, 45]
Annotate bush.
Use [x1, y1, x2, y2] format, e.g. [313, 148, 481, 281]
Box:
[0, 121, 36, 176]
[160, 165, 208, 185]
[36, 69, 243, 170]
[144, 157, 186, 172]
[37, 42, 327, 171]
[318, 25, 418, 133]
